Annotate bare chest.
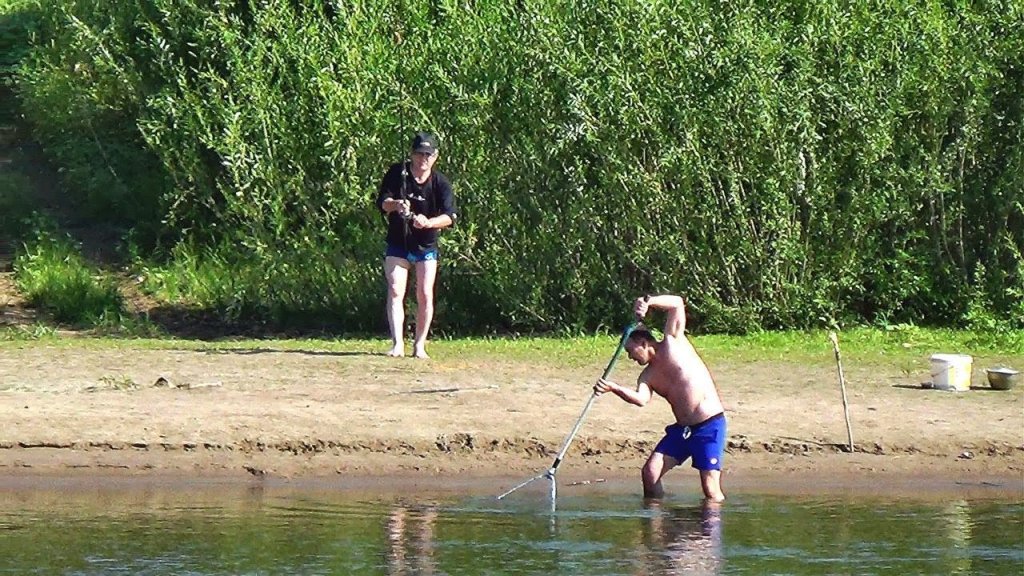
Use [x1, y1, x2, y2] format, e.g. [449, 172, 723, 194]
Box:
[644, 364, 698, 399]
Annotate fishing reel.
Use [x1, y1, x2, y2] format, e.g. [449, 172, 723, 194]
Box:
[394, 196, 413, 221]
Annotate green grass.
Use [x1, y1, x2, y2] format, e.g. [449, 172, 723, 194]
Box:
[3, 221, 1021, 364]
[13, 226, 125, 326]
[435, 328, 1024, 369]
[0, 328, 1018, 372]
[0, 323, 57, 341]
[697, 326, 1024, 363]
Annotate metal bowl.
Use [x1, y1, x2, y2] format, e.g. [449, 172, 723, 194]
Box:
[985, 368, 1020, 390]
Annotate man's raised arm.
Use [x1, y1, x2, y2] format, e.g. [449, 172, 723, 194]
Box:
[637, 294, 687, 339]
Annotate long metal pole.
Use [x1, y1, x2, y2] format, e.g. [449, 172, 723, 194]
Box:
[497, 320, 639, 500]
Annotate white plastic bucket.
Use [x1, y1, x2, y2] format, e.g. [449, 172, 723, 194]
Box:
[930, 354, 973, 391]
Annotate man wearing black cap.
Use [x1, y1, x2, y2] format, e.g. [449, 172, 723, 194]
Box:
[375, 132, 457, 359]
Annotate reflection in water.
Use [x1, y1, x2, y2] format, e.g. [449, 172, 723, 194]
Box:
[0, 484, 1021, 576]
[942, 499, 973, 576]
[386, 503, 438, 575]
[640, 500, 723, 575]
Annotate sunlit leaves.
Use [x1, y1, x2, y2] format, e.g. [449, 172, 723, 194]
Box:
[9, 0, 1022, 333]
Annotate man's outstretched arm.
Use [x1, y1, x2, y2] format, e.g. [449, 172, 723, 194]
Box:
[594, 377, 653, 407]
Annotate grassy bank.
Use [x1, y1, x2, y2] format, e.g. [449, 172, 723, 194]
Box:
[1, 327, 1020, 369]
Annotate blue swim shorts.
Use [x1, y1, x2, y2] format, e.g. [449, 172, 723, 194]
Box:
[654, 412, 727, 470]
[385, 244, 439, 263]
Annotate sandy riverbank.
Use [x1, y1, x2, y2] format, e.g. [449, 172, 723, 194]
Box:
[1, 342, 1021, 496]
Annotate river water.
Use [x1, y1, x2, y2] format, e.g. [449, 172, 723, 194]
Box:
[1, 476, 1021, 575]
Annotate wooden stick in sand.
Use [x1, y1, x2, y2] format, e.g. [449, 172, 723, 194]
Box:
[828, 331, 854, 453]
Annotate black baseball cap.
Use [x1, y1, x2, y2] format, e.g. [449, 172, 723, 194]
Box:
[411, 132, 439, 155]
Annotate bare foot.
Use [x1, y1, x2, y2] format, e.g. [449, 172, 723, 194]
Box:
[413, 347, 429, 359]
[388, 345, 405, 358]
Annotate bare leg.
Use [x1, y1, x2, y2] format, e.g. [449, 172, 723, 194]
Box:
[699, 469, 725, 502]
[387, 506, 407, 573]
[412, 260, 437, 359]
[416, 506, 438, 575]
[384, 256, 411, 357]
[641, 452, 679, 500]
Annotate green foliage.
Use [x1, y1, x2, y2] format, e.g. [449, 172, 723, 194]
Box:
[0, 0, 43, 89]
[8, 0, 1024, 333]
[12, 0, 169, 238]
[13, 219, 125, 325]
[134, 236, 379, 330]
[0, 171, 36, 242]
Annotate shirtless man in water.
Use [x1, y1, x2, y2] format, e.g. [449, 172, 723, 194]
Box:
[594, 294, 727, 501]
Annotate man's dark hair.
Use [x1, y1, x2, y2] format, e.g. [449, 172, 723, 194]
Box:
[628, 329, 656, 344]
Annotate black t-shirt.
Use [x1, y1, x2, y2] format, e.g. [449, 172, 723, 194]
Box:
[375, 162, 457, 251]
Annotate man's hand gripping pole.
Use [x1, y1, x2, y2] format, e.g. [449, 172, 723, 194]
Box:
[497, 297, 647, 500]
